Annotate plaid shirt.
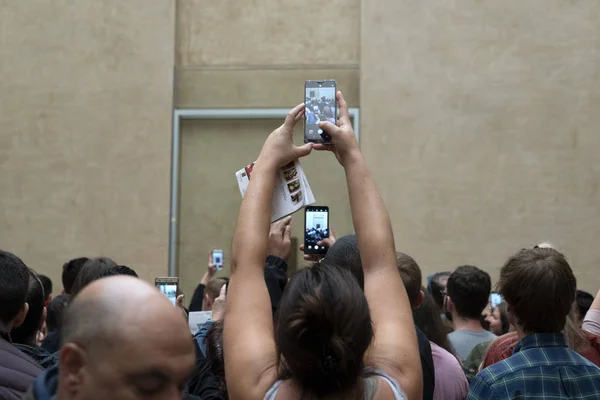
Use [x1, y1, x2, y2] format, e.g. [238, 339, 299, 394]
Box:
[468, 333, 600, 400]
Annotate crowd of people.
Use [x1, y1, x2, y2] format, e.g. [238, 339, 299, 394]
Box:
[1, 91, 600, 399]
[305, 95, 336, 125]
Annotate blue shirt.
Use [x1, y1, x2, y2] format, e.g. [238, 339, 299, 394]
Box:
[468, 333, 600, 400]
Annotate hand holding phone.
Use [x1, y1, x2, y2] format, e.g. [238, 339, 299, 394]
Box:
[313, 91, 359, 167]
[304, 206, 330, 255]
[304, 80, 337, 144]
[155, 277, 178, 305]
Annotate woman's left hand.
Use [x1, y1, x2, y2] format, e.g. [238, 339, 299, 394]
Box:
[258, 103, 313, 168]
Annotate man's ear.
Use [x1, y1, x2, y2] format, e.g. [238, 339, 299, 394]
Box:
[414, 290, 425, 310]
[60, 343, 88, 396]
[12, 302, 30, 329]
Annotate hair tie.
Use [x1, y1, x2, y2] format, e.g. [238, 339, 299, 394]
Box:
[320, 354, 340, 375]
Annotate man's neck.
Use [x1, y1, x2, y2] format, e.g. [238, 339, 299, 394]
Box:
[515, 325, 528, 341]
[452, 315, 485, 332]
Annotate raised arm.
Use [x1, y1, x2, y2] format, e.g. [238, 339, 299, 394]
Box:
[224, 104, 312, 400]
[317, 92, 422, 400]
[583, 288, 600, 336]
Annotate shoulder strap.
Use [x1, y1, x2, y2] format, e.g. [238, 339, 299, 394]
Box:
[365, 369, 407, 400]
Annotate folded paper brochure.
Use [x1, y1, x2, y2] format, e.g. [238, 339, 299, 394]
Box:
[235, 160, 315, 222]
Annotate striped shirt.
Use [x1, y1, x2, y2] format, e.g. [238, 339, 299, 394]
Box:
[468, 333, 600, 400]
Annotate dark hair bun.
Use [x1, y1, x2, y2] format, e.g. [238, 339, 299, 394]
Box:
[276, 263, 373, 397]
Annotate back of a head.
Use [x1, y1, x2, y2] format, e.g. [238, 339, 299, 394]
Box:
[62, 276, 179, 350]
[0, 250, 30, 325]
[323, 234, 364, 290]
[576, 290, 594, 321]
[413, 287, 455, 355]
[498, 248, 576, 333]
[62, 257, 89, 294]
[11, 269, 45, 344]
[93, 265, 139, 280]
[205, 320, 227, 394]
[396, 252, 422, 308]
[447, 265, 491, 320]
[70, 257, 117, 298]
[428, 271, 451, 309]
[276, 262, 373, 397]
[206, 278, 227, 301]
[38, 275, 53, 301]
[47, 294, 70, 332]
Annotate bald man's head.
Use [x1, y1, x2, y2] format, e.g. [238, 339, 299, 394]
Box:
[58, 276, 195, 400]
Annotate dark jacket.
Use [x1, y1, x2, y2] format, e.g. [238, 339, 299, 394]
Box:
[0, 322, 43, 400]
[186, 338, 225, 400]
[40, 330, 61, 355]
[189, 256, 288, 315]
[15, 344, 59, 370]
[416, 327, 435, 400]
[23, 363, 57, 400]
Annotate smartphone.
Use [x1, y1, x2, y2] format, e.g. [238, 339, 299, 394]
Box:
[490, 292, 502, 309]
[212, 249, 224, 271]
[304, 80, 337, 144]
[155, 277, 178, 305]
[304, 206, 330, 255]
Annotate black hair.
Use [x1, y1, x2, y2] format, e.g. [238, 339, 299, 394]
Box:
[38, 275, 53, 301]
[11, 269, 46, 345]
[205, 320, 227, 397]
[46, 294, 70, 332]
[62, 257, 89, 294]
[447, 265, 491, 320]
[492, 302, 510, 335]
[413, 287, 456, 356]
[276, 262, 372, 398]
[576, 290, 594, 322]
[93, 265, 139, 280]
[70, 257, 117, 298]
[323, 235, 364, 290]
[428, 271, 451, 310]
[0, 251, 30, 324]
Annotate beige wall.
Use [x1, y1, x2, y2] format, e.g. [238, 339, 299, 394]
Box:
[2, 0, 599, 299]
[361, 0, 600, 293]
[0, 1, 175, 289]
[174, 0, 361, 297]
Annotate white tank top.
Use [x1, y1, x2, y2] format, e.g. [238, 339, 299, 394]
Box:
[263, 369, 407, 400]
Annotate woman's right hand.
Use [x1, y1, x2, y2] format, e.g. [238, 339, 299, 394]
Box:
[314, 91, 360, 166]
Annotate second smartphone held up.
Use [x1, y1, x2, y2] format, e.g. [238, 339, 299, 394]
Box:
[155, 277, 178, 305]
[212, 249, 224, 271]
[304, 80, 337, 144]
[304, 206, 330, 255]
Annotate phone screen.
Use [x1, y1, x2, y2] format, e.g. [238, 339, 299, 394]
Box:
[304, 206, 329, 255]
[304, 80, 337, 143]
[490, 292, 502, 309]
[212, 249, 223, 271]
[156, 279, 178, 305]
